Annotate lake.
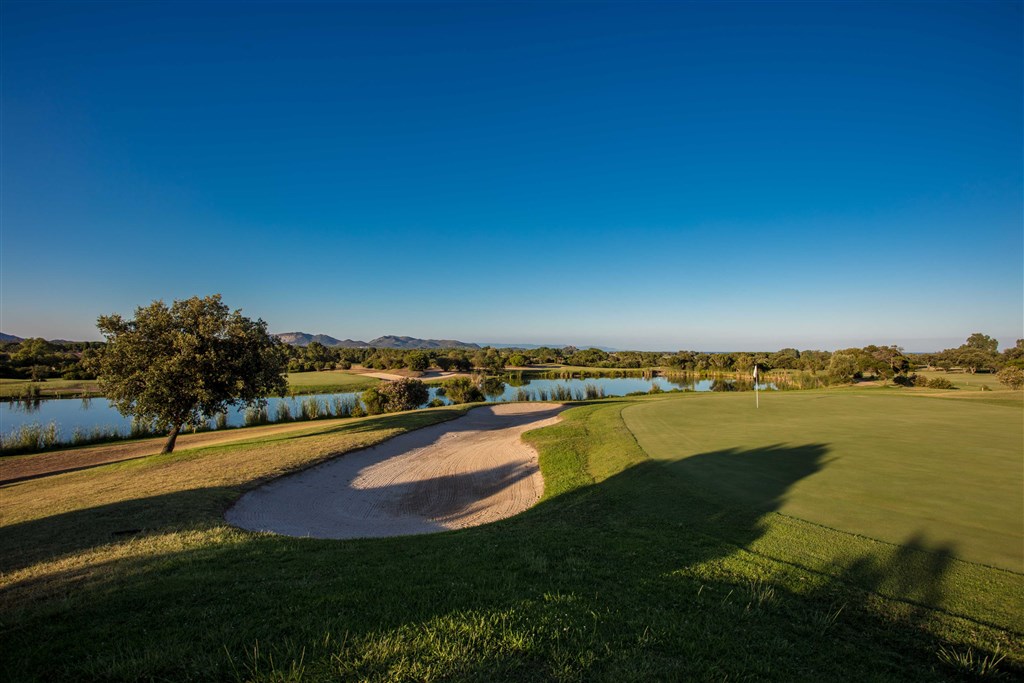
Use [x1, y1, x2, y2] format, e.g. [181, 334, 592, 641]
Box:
[0, 375, 774, 445]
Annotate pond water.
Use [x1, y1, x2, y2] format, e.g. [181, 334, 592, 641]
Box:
[0, 375, 774, 444]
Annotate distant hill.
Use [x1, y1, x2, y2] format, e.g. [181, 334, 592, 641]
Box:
[0, 333, 24, 343]
[368, 335, 479, 350]
[484, 342, 619, 352]
[274, 332, 479, 350]
[274, 332, 368, 348]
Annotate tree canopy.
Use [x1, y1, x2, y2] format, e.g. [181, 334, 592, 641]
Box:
[93, 295, 287, 453]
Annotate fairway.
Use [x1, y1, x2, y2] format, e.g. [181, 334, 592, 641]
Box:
[0, 377, 102, 398]
[285, 369, 380, 394]
[623, 390, 1023, 572]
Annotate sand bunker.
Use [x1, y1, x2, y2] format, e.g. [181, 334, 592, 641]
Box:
[225, 402, 566, 539]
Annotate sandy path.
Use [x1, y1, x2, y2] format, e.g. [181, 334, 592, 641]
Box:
[225, 402, 565, 539]
[355, 370, 473, 382]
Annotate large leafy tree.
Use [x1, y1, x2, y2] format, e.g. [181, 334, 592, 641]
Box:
[94, 295, 287, 453]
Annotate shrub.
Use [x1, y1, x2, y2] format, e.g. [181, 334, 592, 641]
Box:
[927, 377, 955, 390]
[892, 374, 915, 387]
[996, 366, 1024, 390]
[362, 379, 429, 414]
[441, 377, 484, 404]
[479, 376, 506, 397]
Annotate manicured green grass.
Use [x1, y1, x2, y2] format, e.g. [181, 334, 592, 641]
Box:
[915, 369, 1007, 391]
[285, 370, 380, 394]
[623, 390, 1023, 571]
[1, 393, 1021, 681]
[623, 390, 1023, 631]
[0, 377, 102, 399]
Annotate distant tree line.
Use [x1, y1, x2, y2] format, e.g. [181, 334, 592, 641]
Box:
[3, 333, 1021, 387]
[0, 339, 104, 380]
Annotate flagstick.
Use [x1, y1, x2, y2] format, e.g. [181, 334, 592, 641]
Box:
[754, 364, 759, 409]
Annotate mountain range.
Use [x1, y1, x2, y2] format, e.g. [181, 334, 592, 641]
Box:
[273, 332, 481, 350]
[0, 331, 615, 352]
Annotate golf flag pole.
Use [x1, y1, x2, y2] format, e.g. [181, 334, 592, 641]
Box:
[753, 363, 759, 409]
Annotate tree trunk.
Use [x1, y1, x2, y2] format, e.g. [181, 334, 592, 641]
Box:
[162, 424, 181, 454]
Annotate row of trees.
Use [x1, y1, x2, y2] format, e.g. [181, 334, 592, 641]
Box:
[916, 333, 1021, 374]
[6, 332, 1021, 382]
[290, 336, 1021, 378]
[0, 338, 104, 380]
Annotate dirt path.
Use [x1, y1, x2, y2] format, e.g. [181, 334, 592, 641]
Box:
[354, 370, 474, 382]
[0, 419, 354, 485]
[225, 402, 566, 539]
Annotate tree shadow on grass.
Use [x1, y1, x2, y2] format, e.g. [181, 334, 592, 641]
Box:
[1, 417, 1015, 681]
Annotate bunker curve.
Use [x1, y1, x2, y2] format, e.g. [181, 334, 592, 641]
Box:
[225, 402, 567, 539]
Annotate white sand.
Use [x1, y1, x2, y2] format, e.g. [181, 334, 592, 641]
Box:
[224, 402, 566, 539]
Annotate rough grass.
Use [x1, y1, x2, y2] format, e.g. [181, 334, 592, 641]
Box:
[1, 394, 1021, 681]
[914, 369, 1008, 391]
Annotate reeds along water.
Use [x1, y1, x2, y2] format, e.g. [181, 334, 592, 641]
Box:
[331, 396, 358, 418]
[0, 422, 60, 453]
[299, 398, 321, 421]
[548, 385, 585, 401]
[245, 404, 270, 426]
[0, 420, 144, 455]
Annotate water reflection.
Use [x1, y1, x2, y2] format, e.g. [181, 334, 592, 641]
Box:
[0, 375, 777, 445]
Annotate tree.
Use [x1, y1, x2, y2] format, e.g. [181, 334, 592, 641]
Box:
[828, 352, 858, 383]
[870, 345, 909, 378]
[732, 353, 754, 373]
[963, 333, 999, 354]
[955, 348, 997, 374]
[93, 295, 287, 453]
[507, 353, 529, 367]
[1002, 340, 1024, 369]
[404, 351, 429, 372]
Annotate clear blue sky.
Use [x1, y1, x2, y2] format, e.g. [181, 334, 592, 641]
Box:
[2, 1, 1021, 351]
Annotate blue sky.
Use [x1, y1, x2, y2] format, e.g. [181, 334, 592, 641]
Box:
[2, 1, 1021, 351]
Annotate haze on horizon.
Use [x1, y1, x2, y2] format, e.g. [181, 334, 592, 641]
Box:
[2, 2, 1021, 352]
